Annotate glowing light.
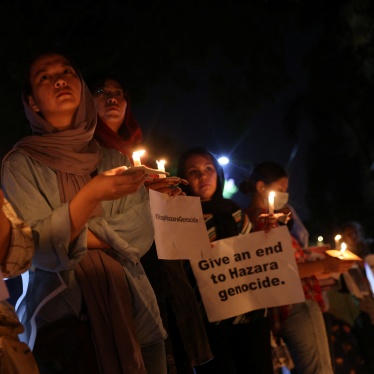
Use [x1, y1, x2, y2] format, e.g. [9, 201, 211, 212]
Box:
[268, 191, 275, 215]
[223, 178, 238, 199]
[218, 156, 229, 165]
[156, 159, 166, 178]
[334, 234, 341, 249]
[132, 150, 145, 167]
[156, 160, 166, 172]
[339, 242, 347, 257]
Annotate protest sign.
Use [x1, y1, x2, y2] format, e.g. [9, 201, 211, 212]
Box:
[149, 190, 211, 259]
[190, 226, 305, 322]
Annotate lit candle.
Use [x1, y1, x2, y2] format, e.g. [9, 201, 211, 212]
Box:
[132, 150, 145, 167]
[268, 191, 275, 215]
[334, 234, 341, 249]
[156, 159, 166, 178]
[326, 241, 361, 261]
[339, 242, 347, 259]
[317, 236, 324, 247]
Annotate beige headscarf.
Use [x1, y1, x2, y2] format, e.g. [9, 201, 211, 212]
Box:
[6, 77, 101, 204]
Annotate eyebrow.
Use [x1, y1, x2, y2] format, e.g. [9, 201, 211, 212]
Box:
[32, 63, 74, 80]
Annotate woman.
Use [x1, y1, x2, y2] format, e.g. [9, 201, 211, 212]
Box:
[1, 52, 166, 373]
[240, 161, 354, 374]
[177, 147, 273, 374]
[90, 74, 212, 373]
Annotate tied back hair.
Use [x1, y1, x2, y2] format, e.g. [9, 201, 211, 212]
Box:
[240, 161, 288, 195]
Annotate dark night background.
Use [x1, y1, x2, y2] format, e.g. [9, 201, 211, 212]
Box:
[1, 0, 374, 246]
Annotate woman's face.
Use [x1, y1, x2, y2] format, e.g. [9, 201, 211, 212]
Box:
[93, 78, 127, 133]
[266, 177, 289, 194]
[342, 226, 361, 248]
[28, 53, 82, 130]
[184, 154, 217, 201]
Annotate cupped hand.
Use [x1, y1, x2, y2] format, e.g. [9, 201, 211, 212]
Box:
[88, 166, 146, 202]
[145, 177, 188, 197]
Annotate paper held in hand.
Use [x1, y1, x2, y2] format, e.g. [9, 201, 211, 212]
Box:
[190, 226, 305, 322]
[149, 190, 211, 260]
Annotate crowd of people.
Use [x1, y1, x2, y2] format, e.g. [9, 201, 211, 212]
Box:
[0, 50, 373, 374]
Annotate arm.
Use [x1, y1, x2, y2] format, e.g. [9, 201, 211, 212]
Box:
[69, 166, 146, 242]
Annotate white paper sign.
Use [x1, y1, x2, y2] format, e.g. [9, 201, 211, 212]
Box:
[149, 190, 211, 259]
[190, 226, 305, 322]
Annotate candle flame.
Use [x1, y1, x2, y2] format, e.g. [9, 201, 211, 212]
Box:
[317, 236, 323, 242]
[133, 150, 145, 157]
[334, 234, 341, 241]
[269, 191, 275, 199]
[340, 242, 347, 255]
[156, 159, 166, 166]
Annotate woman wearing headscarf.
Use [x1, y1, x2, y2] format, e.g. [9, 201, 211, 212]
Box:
[89, 74, 212, 373]
[1, 52, 167, 373]
[176, 147, 273, 374]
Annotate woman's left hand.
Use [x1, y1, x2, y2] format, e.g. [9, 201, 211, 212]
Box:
[145, 177, 188, 197]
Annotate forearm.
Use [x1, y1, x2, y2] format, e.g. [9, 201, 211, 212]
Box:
[69, 185, 100, 242]
[87, 230, 110, 249]
[0, 209, 11, 266]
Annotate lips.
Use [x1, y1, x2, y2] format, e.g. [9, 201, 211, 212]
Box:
[105, 105, 119, 111]
[56, 89, 72, 98]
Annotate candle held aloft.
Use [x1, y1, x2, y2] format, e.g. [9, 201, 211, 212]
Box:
[268, 191, 275, 215]
[156, 159, 166, 178]
[132, 150, 145, 167]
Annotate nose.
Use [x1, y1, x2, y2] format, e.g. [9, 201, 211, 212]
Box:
[198, 170, 207, 180]
[107, 96, 118, 104]
[54, 76, 67, 88]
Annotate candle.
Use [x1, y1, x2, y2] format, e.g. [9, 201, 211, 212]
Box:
[334, 234, 342, 249]
[268, 191, 275, 215]
[156, 159, 166, 178]
[326, 243, 361, 261]
[132, 150, 145, 167]
[317, 236, 324, 247]
[339, 242, 347, 259]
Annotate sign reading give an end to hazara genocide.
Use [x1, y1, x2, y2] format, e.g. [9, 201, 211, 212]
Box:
[190, 226, 305, 322]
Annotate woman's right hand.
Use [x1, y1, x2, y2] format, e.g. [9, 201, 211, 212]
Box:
[88, 166, 146, 202]
[69, 166, 146, 242]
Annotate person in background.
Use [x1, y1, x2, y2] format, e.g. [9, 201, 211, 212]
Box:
[240, 161, 354, 374]
[0, 189, 39, 373]
[2, 52, 167, 373]
[177, 147, 273, 374]
[326, 220, 374, 373]
[90, 74, 212, 373]
[341, 221, 374, 259]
